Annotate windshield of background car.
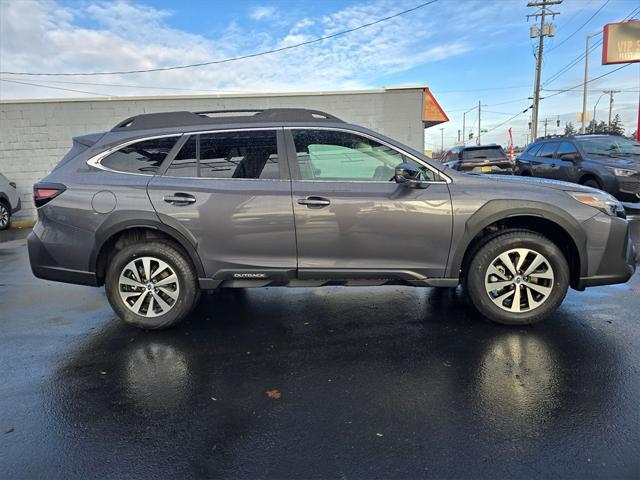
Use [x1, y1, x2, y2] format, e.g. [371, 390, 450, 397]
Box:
[461, 147, 506, 160]
[576, 137, 640, 157]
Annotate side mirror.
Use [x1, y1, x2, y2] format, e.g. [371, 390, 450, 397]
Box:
[561, 153, 581, 162]
[394, 162, 428, 189]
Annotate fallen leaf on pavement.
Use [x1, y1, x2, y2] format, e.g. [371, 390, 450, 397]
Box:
[376, 433, 383, 437]
[5, 427, 15, 434]
[266, 389, 281, 399]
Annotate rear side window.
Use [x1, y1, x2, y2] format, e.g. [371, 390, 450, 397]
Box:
[165, 130, 280, 179]
[538, 142, 559, 158]
[101, 137, 178, 174]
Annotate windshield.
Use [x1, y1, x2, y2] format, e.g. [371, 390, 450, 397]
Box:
[576, 137, 640, 157]
[461, 147, 506, 160]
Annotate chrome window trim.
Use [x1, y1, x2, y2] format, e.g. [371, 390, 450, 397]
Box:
[285, 126, 452, 184]
[86, 133, 183, 176]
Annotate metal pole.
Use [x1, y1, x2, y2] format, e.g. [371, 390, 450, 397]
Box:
[462, 112, 466, 145]
[544, 118, 548, 137]
[581, 35, 590, 133]
[478, 101, 481, 145]
[440, 128, 444, 153]
[605, 90, 620, 132]
[531, 10, 545, 140]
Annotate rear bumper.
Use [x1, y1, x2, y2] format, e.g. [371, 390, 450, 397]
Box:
[577, 217, 637, 288]
[28, 229, 98, 286]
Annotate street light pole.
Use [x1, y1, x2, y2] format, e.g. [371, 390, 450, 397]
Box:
[593, 92, 607, 133]
[478, 101, 481, 145]
[605, 90, 620, 132]
[440, 128, 444, 153]
[580, 30, 602, 134]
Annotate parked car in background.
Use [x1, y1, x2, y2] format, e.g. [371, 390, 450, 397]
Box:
[440, 144, 513, 174]
[516, 134, 640, 202]
[27, 109, 637, 330]
[0, 173, 20, 230]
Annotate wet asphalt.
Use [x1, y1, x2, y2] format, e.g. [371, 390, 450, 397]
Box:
[1, 232, 639, 479]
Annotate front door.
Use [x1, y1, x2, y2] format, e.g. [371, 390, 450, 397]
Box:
[147, 128, 297, 282]
[285, 128, 453, 281]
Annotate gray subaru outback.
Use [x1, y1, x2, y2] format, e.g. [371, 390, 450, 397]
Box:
[28, 109, 638, 329]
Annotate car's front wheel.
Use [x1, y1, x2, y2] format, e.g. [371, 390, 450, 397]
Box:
[466, 231, 569, 325]
[105, 241, 200, 329]
[0, 202, 10, 231]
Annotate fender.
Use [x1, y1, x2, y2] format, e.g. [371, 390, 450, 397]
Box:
[446, 199, 588, 278]
[89, 210, 205, 278]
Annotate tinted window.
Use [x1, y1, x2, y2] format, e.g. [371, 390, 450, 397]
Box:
[292, 129, 435, 182]
[166, 130, 280, 180]
[539, 142, 559, 158]
[102, 137, 178, 174]
[461, 147, 506, 160]
[166, 136, 197, 177]
[526, 143, 543, 156]
[556, 141, 578, 159]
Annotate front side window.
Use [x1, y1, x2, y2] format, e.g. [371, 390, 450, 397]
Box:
[101, 137, 179, 174]
[556, 141, 579, 159]
[166, 130, 280, 179]
[291, 129, 436, 182]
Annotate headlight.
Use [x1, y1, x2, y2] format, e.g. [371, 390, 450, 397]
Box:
[567, 191, 624, 217]
[607, 167, 638, 177]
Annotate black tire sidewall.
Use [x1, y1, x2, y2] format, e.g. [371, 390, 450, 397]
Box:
[105, 241, 198, 329]
[467, 233, 569, 325]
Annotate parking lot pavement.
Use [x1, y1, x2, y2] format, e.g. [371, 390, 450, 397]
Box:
[0, 239, 638, 479]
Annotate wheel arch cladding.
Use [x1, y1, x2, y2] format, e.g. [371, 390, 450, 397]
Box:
[450, 200, 587, 284]
[91, 216, 205, 285]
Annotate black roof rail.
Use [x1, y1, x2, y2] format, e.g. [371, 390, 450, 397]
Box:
[111, 108, 344, 132]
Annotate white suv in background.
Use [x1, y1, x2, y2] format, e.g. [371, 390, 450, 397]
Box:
[0, 173, 20, 230]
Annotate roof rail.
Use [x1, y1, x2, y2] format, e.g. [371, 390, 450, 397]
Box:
[111, 108, 343, 132]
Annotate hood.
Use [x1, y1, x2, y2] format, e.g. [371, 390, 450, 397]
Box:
[478, 174, 602, 194]
[586, 156, 640, 169]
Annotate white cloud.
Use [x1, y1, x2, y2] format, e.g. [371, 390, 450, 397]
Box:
[249, 5, 277, 20]
[0, 0, 469, 99]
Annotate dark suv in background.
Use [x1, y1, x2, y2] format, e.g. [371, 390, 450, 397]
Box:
[28, 109, 637, 330]
[440, 144, 513, 174]
[516, 134, 640, 202]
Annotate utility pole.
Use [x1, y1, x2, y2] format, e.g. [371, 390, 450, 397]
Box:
[477, 101, 481, 145]
[605, 90, 620, 132]
[440, 128, 444, 153]
[544, 118, 548, 137]
[527, 1, 561, 141]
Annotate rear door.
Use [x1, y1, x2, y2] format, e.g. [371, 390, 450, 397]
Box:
[285, 127, 453, 281]
[532, 141, 560, 178]
[147, 128, 297, 282]
[554, 141, 581, 182]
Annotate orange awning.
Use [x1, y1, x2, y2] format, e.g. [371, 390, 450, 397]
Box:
[422, 87, 449, 128]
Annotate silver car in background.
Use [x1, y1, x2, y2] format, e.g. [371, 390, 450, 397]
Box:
[0, 172, 20, 230]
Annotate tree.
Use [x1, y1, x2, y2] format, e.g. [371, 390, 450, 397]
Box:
[631, 130, 637, 140]
[609, 114, 624, 136]
[564, 122, 576, 136]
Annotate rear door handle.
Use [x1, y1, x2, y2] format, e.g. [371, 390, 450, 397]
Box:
[297, 196, 331, 208]
[163, 193, 196, 205]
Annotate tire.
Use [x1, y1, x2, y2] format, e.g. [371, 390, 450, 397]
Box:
[0, 202, 10, 231]
[582, 178, 602, 190]
[105, 240, 200, 329]
[466, 231, 569, 325]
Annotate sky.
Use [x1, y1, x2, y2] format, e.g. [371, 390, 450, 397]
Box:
[0, 0, 638, 148]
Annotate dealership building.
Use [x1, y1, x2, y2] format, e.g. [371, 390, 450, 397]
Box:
[0, 85, 449, 222]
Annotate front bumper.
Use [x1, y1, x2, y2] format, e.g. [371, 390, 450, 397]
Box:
[12, 198, 21, 214]
[28, 228, 98, 286]
[577, 216, 637, 288]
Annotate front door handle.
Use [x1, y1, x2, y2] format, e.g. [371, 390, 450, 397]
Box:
[297, 196, 331, 208]
[163, 193, 196, 205]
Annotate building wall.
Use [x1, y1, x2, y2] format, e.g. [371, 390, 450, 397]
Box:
[0, 87, 425, 221]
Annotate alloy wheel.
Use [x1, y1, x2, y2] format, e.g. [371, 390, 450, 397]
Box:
[118, 256, 180, 317]
[484, 248, 554, 313]
[0, 204, 8, 229]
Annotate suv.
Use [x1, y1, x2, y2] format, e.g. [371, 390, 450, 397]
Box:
[440, 144, 513, 174]
[0, 173, 20, 230]
[27, 109, 637, 329]
[516, 134, 640, 202]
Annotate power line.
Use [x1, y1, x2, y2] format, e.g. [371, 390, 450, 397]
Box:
[0, 0, 439, 77]
[546, 0, 609, 53]
[0, 78, 112, 96]
[543, 63, 632, 99]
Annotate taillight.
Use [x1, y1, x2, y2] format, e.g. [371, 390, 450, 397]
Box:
[33, 183, 66, 208]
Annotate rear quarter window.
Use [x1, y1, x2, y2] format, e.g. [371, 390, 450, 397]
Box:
[101, 137, 179, 174]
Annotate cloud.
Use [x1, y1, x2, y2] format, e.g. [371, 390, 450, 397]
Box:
[0, 0, 469, 99]
[249, 5, 277, 20]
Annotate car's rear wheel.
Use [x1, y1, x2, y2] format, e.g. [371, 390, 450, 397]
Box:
[466, 231, 569, 325]
[0, 202, 10, 230]
[105, 241, 199, 329]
